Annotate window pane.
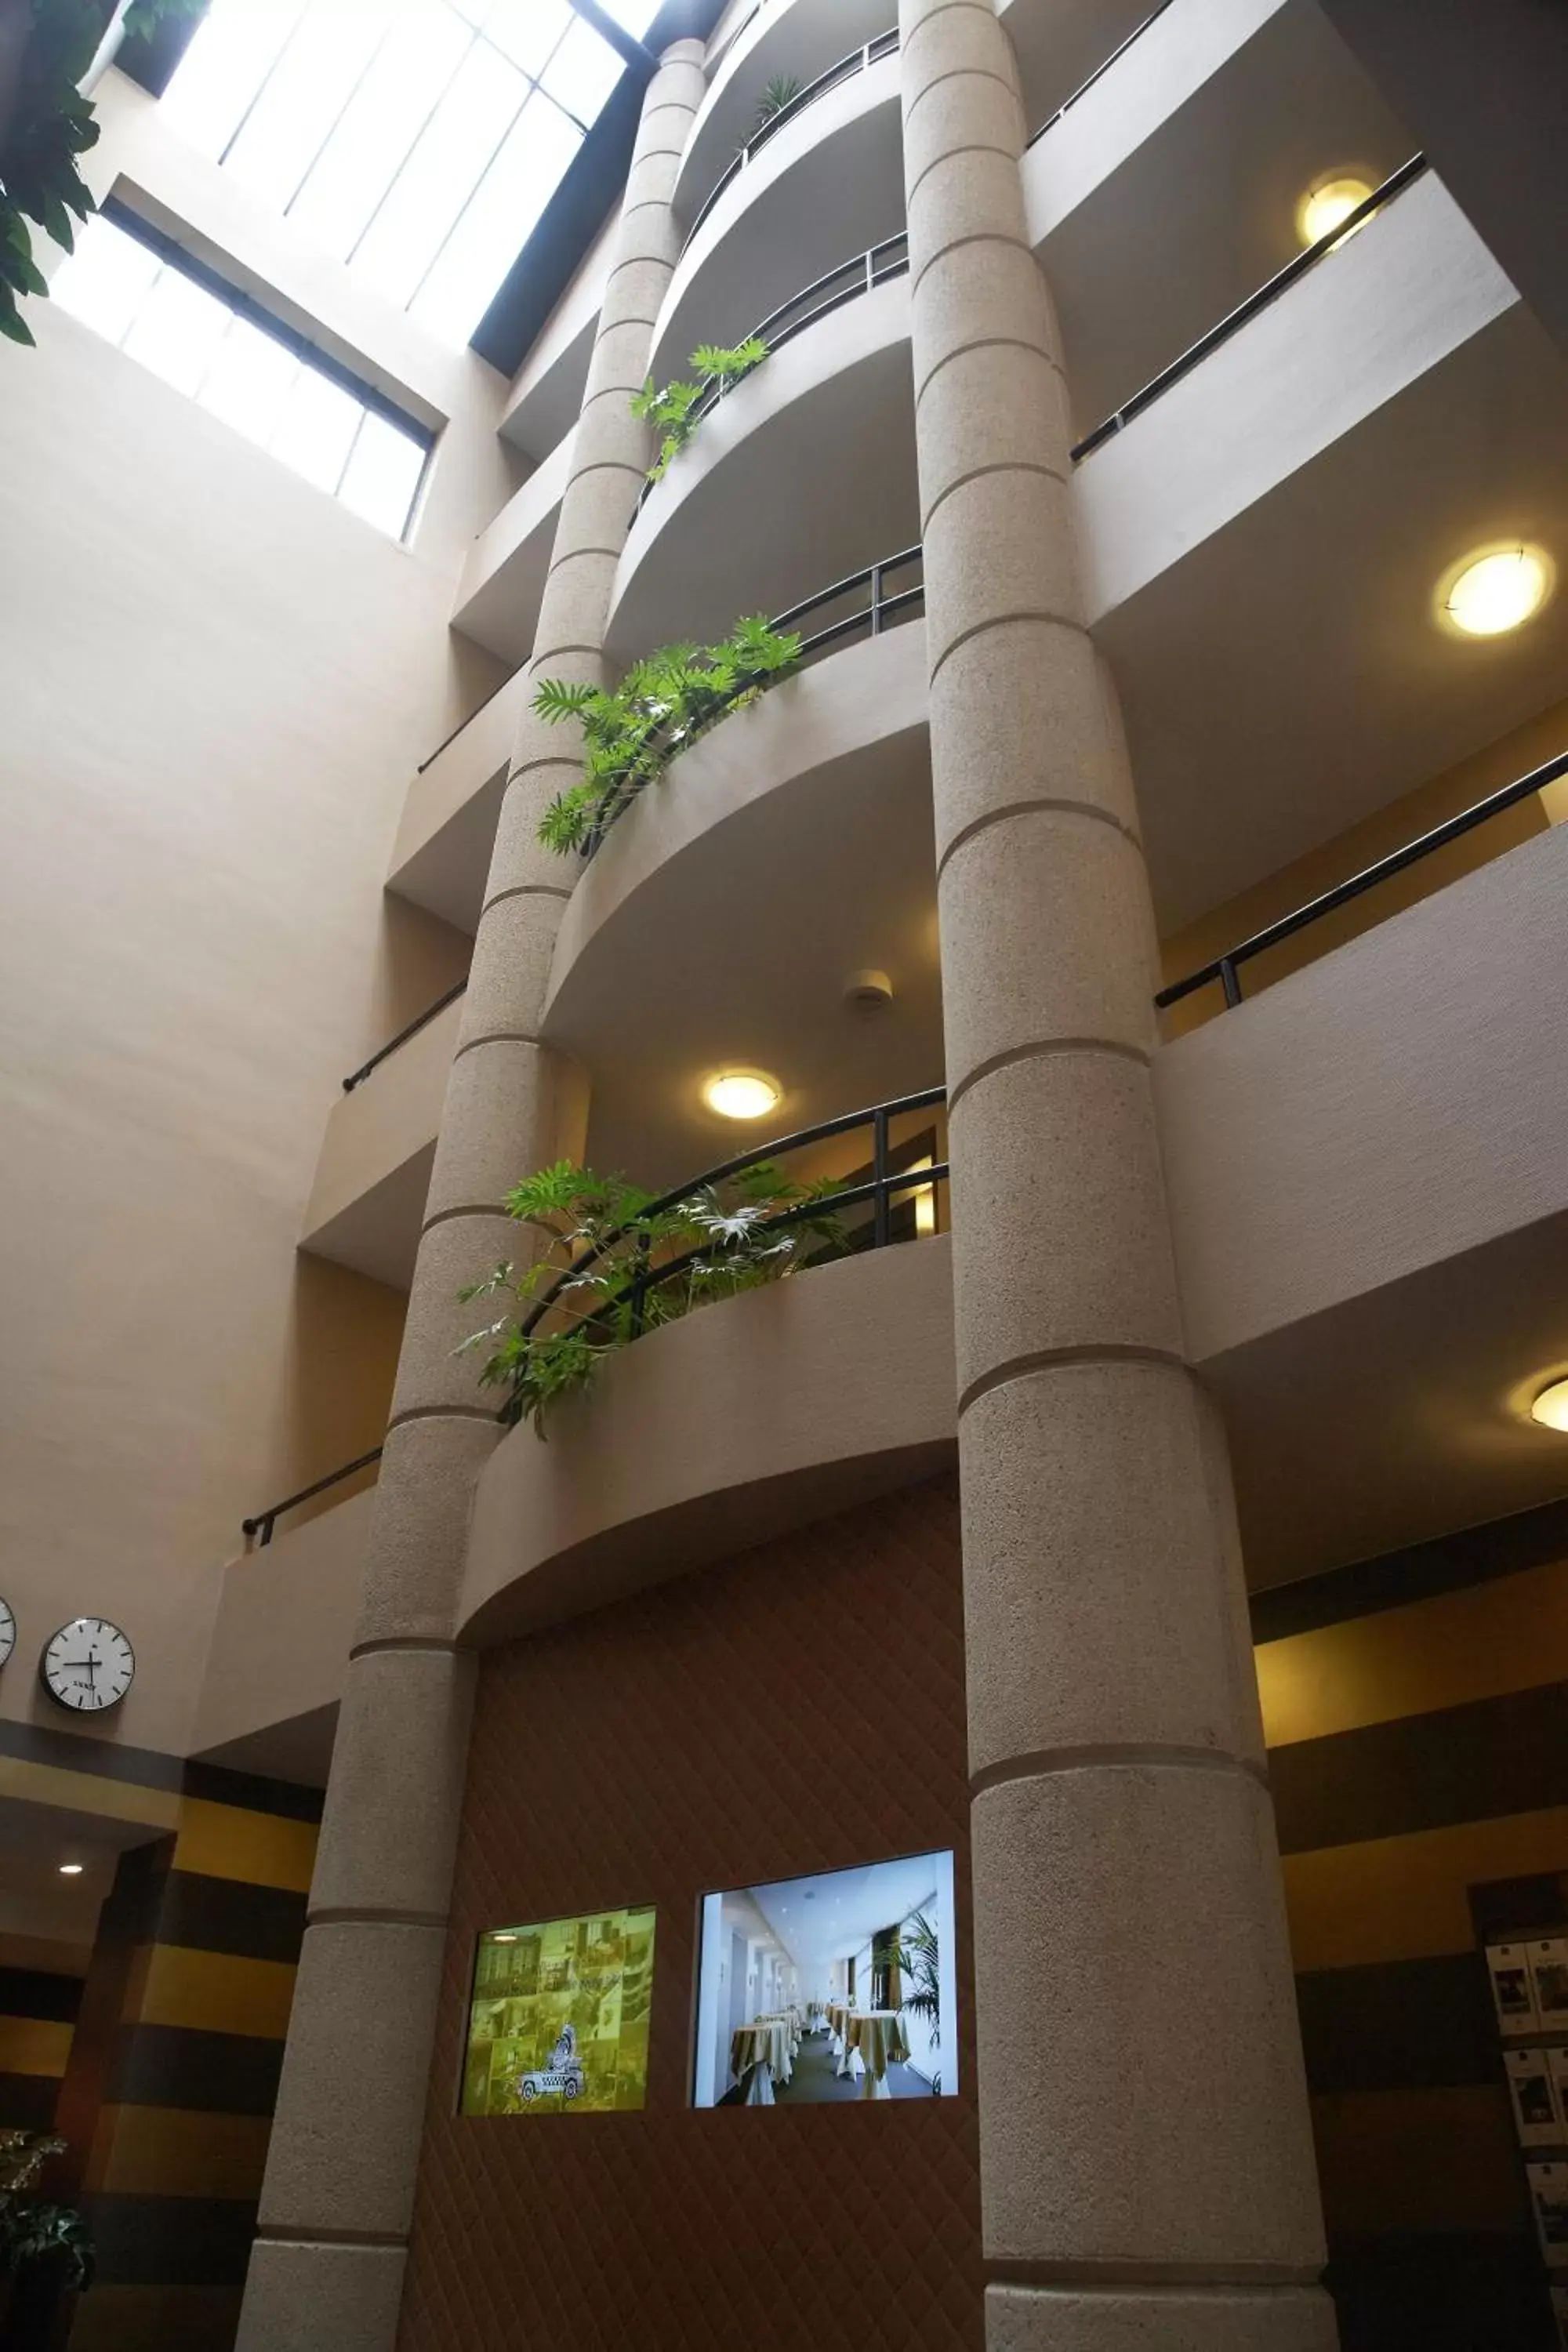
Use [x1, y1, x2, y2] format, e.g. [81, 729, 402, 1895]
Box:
[268, 366, 364, 492]
[287, 2, 471, 260]
[350, 39, 526, 307]
[121, 266, 233, 395]
[198, 314, 301, 446]
[408, 89, 577, 343]
[337, 409, 426, 536]
[482, 0, 573, 78]
[222, 3, 389, 212]
[50, 216, 161, 345]
[161, 0, 308, 160]
[540, 15, 622, 130]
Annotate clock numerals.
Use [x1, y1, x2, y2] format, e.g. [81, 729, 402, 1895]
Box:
[40, 1618, 135, 1714]
[0, 1599, 14, 1671]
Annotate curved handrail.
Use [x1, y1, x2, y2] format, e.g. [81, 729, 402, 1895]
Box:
[1072, 154, 1428, 460]
[684, 27, 898, 252]
[1158, 747, 1568, 1013]
[520, 1083, 949, 1345]
[1027, 0, 1180, 147]
[343, 978, 468, 1092]
[632, 231, 909, 523]
[580, 540, 924, 855]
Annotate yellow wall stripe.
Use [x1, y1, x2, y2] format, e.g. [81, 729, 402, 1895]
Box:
[0, 1755, 178, 1835]
[1312, 2085, 1525, 2236]
[171, 1796, 317, 1893]
[0, 2016, 73, 2077]
[1283, 1802, 1568, 1972]
[85, 2103, 272, 2200]
[132, 1942, 297, 2042]
[1259, 1556, 1568, 1751]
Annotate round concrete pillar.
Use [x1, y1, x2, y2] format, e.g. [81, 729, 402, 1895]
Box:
[897, 3, 1335, 2343]
[236, 42, 706, 2351]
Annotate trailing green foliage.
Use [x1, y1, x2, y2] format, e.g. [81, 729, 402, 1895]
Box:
[0, 0, 201, 346]
[751, 73, 803, 136]
[0, 2128, 93, 2290]
[533, 612, 801, 855]
[457, 1159, 846, 1435]
[630, 334, 767, 483]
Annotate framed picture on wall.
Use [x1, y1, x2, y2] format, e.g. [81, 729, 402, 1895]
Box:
[1507, 2049, 1563, 2147]
[1529, 2161, 1568, 2267]
[1532, 1939, 1568, 2031]
[460, 1906, 656, 2116]
[1489, 1943, 1540, 2033]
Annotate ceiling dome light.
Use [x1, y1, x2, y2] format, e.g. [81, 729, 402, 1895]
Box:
[1439, 544, 1554, 637]
[702, 1070, 782, 1121]
[1530, 1378, 1568, 1434]
[58, 1863, 83, 1877]
[1298, 176, 1373, 248]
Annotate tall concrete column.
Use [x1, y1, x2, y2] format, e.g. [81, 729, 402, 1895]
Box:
[236, 41, 706, 2352]
[898, 5, 1336, 2345]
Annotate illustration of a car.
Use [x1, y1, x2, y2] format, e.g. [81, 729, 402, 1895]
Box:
[517, 2023, 586, 2103]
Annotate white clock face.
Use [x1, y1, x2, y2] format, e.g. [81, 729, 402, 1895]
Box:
[0, 1599, 13, 1669]
[40, 1619, 134, 1713]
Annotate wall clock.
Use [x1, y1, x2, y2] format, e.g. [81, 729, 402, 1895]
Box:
[39, 1618, 135, 1713]
[0, 1598, 13, 1669]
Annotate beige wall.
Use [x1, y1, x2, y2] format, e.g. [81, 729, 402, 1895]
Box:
[0, 79, 508, 1759]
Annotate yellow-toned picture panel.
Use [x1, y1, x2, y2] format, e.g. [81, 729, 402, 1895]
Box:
[462, 1907, 655, 2117]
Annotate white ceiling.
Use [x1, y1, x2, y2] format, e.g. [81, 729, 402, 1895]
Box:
[730, 1851, 946, 1968]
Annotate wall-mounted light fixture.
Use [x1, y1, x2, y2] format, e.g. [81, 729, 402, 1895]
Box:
[702, 1070, 782, 1120]
[1298, 175, 1373, 249]
[1530, 1377, 1568, 1434]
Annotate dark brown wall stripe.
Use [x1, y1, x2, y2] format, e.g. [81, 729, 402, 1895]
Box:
[1326, 2229, 1544, 2352]
[158, 1871, 307, 1965]
[109, 2024, 285, 2118]
[0, 1968, 84, 2024]
[0, 1715, 323, 1820]
[1296, 1955, 1496, 2096]
[1252, 1492, 1568, 1644]
[0, 2075, 62, 2134]
[1272, 1679, 1568, 1853]
[78, 2191, 259, 2288]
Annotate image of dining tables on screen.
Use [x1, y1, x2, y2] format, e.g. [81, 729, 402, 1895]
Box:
[692, 1850, 957, 2107]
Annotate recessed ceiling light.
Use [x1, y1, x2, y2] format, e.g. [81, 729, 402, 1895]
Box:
[1438, 544, 1554, 637]
[1298, 176, 1373, 249]
[58, 1863, 83, 1876]
[702, 1070, 781, 1121]
[1530, 1377, 1568, 1433]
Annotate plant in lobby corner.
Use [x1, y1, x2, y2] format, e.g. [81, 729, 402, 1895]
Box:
[0, 2130, 93, 2351]
[0, 0, 200, 345]
[456, 1158, 845, 1436]
[898, 1911, 942, 2095]
[532, 612, 802, 855]
[630, 334, 768, 484]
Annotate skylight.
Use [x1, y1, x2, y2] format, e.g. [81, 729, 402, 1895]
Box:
[158, 0, 664, 348]
[51, 205, 432, 537]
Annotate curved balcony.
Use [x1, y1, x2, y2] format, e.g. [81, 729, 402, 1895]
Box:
[387, 666, 531, 934]
[651, 32, 902, 390]
[451, 429, 572, 667]
[457, 1098, 956, 1646]
[606, 242, 916, 661]
[675, 0, 896, 230]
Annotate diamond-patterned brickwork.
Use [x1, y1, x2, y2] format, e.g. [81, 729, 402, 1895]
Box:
[397, 1471, 982, 2350]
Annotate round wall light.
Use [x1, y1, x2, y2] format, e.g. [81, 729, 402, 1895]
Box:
[1437, 543, 1554, 638]
[1298, 176, 1373, 249]
[1530, 1377, 1568, 1434]
[702, 1069, 782, 1121]
[58, 1863, 83, 1877]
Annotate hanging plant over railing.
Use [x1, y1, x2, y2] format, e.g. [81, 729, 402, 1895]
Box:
[630, 335, 767, 485]
[532, 612, 802, 856]
[457, 1159, 845, 1435]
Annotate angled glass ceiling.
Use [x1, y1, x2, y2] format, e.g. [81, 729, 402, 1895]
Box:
[159, 0, 665, 348]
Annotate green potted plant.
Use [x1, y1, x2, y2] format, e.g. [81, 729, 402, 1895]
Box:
[0, 2131, 93, 2351]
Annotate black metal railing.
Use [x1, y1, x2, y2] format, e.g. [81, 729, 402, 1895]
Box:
[416, 670, 520, 775]
[685, 29, 899, 250]
[243, 1446, 384, 1548]
[520, 1084, 949, 1347]
[633, 231, 909, 521]
[1158, 747, 1568, 1013]
[1027, 0, 1181, 146]
[1072, 153, 1428, 460]
[343, 978, 469, 1093]
[581, 542, 924, 855]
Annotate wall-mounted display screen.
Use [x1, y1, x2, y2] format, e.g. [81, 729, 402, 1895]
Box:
[462, 1907, 655, 2116]
[692, 1851, 956, 2107]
